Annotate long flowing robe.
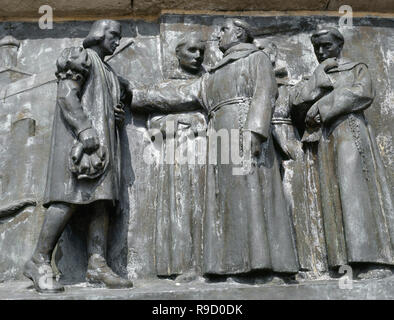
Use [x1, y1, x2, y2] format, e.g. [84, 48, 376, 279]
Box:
[133, 43, 299, 275]
[272, 82, 328, 274]
[44, 48, 122, 207]
[147, 74, 207, 276]
[292, 58, 394, 267]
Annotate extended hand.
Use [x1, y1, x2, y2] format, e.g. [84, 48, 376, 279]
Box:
[250, 132, 265, 157]
[114, 103, 126, 127]
[79, 128, 100, 153]
[306, 104, 321, 127]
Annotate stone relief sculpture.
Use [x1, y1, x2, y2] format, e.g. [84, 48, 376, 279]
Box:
[291, 27, 394, 279]
[23, 20, 133, 293]
[132, 18, 300, 282]
[147, 35, 207, 282]
[0, 15, 392, 297]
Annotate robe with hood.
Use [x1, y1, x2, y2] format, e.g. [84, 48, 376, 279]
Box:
[133, 43, 300, 275]
[292, 58, 394, 267]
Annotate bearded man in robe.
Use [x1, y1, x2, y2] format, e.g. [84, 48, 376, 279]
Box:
[132, 19, 299, 281]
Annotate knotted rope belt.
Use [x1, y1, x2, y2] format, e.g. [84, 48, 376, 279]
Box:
[208, 96, 252, 119]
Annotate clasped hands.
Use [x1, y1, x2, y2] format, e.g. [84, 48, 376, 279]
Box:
[306, 57, 338, 127]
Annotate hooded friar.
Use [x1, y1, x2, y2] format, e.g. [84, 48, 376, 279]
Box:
[291, 27, 394, 275]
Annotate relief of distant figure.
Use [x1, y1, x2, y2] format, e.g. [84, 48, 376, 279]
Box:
[147, 34, 207, 282]
[291, 27, 394, 279]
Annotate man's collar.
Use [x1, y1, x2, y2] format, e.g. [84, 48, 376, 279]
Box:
[209, 43, 259, 72]
[327, 57, 367, 73]
[223, 43, 258, 57]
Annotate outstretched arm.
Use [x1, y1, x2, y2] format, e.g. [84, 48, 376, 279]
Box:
[131, 78, 205, 114]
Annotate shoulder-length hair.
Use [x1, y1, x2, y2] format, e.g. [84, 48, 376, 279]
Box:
[83, 19, 121, 49]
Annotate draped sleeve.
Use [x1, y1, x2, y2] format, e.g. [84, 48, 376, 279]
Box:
[55, 47, 93, 138]
[291, 66, 333, 108]
[315, 64, 374, 123]
[244, 51, 278, 140]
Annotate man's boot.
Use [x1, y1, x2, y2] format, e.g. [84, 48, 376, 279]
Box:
[86, 254, 133, 288]
[86, 202, 133, 289]
[23, 258, 64, 293]
[23, 203, 73, 293]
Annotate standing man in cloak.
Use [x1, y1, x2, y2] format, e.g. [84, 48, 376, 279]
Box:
[291, 27, 394, 279]
[132, 18, 299, 280]
[23, 20, 133, 293]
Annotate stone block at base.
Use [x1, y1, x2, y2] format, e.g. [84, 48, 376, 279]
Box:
[1, 276, 394, 300]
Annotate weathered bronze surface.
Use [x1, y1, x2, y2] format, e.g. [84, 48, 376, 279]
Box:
[291, 28, 394, 278]
[132, 18, 300, 278]
[0, 14, 393, 296]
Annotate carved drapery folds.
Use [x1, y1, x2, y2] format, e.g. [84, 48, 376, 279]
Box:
[0, 16, 393, 286]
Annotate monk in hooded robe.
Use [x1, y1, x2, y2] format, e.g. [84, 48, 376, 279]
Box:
[132, 19, 299, 279]
[291, 27, 394, 278]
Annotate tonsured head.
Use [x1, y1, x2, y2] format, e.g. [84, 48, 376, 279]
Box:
[218, 18, 254, 52]
[311, 27, 344, 63]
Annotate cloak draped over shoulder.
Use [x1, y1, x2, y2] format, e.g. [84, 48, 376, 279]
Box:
[44, 48, 122, 207]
